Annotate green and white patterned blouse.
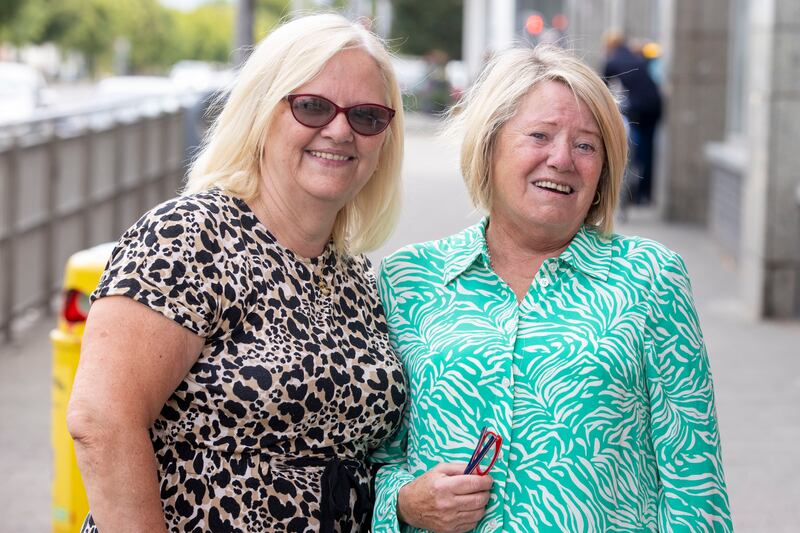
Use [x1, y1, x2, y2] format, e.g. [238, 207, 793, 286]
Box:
[372, 219, 731, 532]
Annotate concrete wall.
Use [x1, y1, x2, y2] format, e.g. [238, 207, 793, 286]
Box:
[739, 0, 800, 318]
[661, 0, 730, 222]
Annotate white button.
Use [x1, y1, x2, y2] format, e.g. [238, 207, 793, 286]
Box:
[487, 519, 499, 531]
[548, 262, 558, 272]
[532, 303, 542, 313]
[539, 277, 550, 287]
[501, 377, 511, 388]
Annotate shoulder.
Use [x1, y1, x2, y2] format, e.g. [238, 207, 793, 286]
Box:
[606, 232, 689, 284]
[382, 224, 480, 273]
[122, 189, 241, 248]
[144, 188, 238, 229]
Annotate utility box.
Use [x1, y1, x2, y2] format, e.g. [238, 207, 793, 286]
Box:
[50, 243, 113, 533]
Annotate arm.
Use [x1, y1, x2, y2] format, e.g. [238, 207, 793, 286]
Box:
[372, 260, 492, 533]
[67, 296, 204, 533]
[644, 253, 732, 532]
[372, 413, 492, 533]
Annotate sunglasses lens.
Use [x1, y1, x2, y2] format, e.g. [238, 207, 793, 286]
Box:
[348, 105, 392, 135]
[290, 96, 335, 127]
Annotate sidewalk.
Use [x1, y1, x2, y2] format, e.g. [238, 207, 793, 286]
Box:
[618, 209, 800, 532]
[1, 208, 798, 530]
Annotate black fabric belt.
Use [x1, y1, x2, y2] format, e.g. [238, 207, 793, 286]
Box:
[283, 455, 371, 533]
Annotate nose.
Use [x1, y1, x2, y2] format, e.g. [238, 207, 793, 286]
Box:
[320, 110, 354, 143]
[547, 140, 574, 172]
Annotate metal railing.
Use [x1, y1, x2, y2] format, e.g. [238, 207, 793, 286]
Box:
[0, 97, 194, 343]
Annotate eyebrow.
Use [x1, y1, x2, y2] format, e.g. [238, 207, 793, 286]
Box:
[535, 120, 602, 137]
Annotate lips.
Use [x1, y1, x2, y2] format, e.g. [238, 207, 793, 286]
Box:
[532, 180, 573, 194]
[307, 150, 354, 161]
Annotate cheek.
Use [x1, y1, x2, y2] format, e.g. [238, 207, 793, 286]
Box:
[359, 137, 386, 170]
[579, 158, 604, 186]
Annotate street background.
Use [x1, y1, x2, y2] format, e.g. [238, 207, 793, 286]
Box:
[2, 0, 800, 531]
[1, 119, 799, 532]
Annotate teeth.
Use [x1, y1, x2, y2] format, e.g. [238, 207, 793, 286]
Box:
[533, 180, 573, 194]
[309, 150, 351, 161]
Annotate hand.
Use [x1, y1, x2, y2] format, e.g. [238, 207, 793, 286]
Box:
[397, 462, 493, 533]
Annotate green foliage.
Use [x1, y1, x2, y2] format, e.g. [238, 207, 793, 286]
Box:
[172, 4, 235, 64]
[0, 0, 26, 28]
[40, 0, 116, 73]
[0, 0, 49, 45]
[391, 0, 463, 60]
[0, 0, 241, 76]
[111, 0, 179, 72]
[254, 0, 292, 40]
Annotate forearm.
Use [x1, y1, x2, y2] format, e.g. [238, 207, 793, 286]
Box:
[73, 423, 168, 533]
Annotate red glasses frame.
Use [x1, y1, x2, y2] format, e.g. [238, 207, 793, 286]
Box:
[464, 427, 503, 476]
[286, 93, 395, 136]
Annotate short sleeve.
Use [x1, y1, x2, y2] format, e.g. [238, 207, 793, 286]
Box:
[644, 252, 732, 531]
[92, 198, 223, 337]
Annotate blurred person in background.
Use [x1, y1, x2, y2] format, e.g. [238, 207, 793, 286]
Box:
[603, 32, 663, 205]
[67, 13, 407, 533]
[372, 45, 730, 532]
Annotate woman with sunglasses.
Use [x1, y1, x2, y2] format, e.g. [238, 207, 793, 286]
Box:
[68, 13, 407, 532]
[373, 45, 731, 532]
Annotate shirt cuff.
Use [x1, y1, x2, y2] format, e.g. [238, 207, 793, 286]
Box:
[372, 464, 415, 532]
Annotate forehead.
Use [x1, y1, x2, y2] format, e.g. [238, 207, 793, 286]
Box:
[295, 48, 387, 105]
[511, 80, 600, 134]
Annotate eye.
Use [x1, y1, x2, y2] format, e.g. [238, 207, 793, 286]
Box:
[576, 142, 596, 154]
[529, 131, 547, 141]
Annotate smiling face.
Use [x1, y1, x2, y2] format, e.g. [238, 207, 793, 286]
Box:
[490, 80, 605, 244]
[260, 48, 389, 213]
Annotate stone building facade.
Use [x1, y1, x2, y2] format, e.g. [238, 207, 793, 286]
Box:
[462, 0, 799, 319]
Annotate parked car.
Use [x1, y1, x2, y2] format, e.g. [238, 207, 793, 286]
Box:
[0, 62, 52, 124]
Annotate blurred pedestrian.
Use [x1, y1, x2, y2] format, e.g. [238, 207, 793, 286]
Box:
[603, 32, 663, 205]
[421, 49, 452, 114]
[68, 13, 407, 533]
[372, 45, 731, 532]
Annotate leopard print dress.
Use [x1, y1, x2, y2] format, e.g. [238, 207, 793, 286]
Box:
[81, 189, 407, 532]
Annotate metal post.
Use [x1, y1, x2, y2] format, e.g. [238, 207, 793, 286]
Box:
[1, 139, 19, 343]
[43, 126, 60, 314]
[81, 128, 94, 249]
[112, 121, 125, 237]
[234, 0, 255, 66]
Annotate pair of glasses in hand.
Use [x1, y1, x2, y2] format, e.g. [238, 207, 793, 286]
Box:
[464, 426, 503, 476]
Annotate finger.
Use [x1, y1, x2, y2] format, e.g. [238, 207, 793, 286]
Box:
[452, 490, 491, 511]
[434, 462, 471, 476]
[453, 510, 488, 532]
[450, 474, 494, 495]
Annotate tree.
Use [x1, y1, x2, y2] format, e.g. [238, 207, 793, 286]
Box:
[390, 0, 462, 59]
[0, 0, 50, 47]
[111, 0, 177, 73]
[39, 0, 116, 74]
[172, 3, 235, 64]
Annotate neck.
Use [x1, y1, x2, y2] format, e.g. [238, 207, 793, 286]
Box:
[486, 216, 574, 267]
[485, 215, 574, 301]
[251, 184, 338, 259]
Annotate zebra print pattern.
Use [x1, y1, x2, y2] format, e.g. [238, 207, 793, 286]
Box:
[372, 219, 731, 532]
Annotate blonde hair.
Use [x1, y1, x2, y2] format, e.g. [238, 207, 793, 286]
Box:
[185, 13, 404, 254]
[445, 45, 627, 234]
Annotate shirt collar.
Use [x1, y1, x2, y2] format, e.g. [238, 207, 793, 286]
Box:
[443, 218, 490, 285]
[559, 225, 612, 281]
[443, 218, 612, 285]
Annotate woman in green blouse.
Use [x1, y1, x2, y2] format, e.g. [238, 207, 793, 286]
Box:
[372, 45, 731, 532]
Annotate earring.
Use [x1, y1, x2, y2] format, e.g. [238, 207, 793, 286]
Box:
[592, 190, 602, 206]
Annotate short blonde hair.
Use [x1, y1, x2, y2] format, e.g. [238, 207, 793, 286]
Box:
[185, 13, 404, 254]
[446, 45, 627, 234]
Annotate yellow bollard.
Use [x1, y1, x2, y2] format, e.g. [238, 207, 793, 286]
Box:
[50, 243, 114, 533]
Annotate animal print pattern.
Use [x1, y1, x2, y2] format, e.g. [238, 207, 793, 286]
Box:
[372, 219, 731, 532]
[81, 188, 407, 532]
